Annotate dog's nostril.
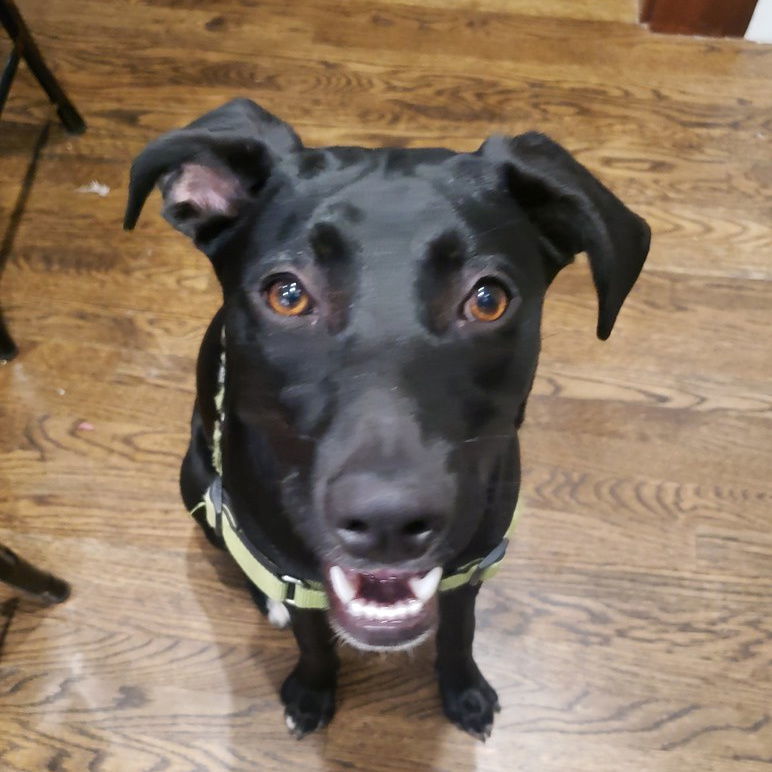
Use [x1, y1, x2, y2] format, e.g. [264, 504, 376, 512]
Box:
[342, 518, 368, 534]
[402, 518, 432, 538]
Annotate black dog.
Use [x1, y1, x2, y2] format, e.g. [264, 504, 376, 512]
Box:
[124, 99, 649, 740]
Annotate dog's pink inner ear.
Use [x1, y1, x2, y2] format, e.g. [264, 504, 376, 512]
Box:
[164, 162, 245, 218]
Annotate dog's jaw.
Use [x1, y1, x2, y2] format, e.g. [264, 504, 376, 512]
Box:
[331, 620, 434, 653]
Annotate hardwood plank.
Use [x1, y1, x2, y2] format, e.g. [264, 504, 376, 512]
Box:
[1, 529, 770, 769]
[316, 0, 642, 24]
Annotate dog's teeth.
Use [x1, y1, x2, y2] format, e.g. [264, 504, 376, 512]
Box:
[341, 569, 437, 622]
[408, 567, 442, 602]
[330, 565, 356, 604]
[405, 599, 422, 616]
[345, 598, 425, 623]
[349, 599, 366, 617]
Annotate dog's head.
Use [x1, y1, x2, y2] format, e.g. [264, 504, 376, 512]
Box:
[126, 99, 649, 649]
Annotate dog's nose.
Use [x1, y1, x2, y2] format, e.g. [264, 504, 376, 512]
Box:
[335, 508, 443, 563]
[326, 473, 445, 562]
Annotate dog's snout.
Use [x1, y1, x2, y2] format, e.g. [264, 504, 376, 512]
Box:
[327, 473, 446, 562]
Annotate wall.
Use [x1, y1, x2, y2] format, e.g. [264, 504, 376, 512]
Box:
[746, 0, 772, 42]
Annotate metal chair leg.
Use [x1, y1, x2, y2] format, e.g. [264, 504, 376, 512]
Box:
[0, 2, 86, 360]
[0, 309, 17, 362]
[0, 0, 86, 134]
[0, 544, 71, 604]
[0, 45, 20, 113]
[0, 117, 53, 363]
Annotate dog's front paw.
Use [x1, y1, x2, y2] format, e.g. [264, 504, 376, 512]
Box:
[438, 665, 500, 741]
[280, 668, 336, 739]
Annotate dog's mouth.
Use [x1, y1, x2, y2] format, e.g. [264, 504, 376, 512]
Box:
[325, 564, 442, 651]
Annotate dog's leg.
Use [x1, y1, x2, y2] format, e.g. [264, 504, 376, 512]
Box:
[436, 584, 500, 740]
[280, 609, 339, 738]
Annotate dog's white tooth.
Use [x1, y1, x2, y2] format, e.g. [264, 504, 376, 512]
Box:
[408, 567, 442, 602]
[349, 599, 366, 617]
[385, 604, 402, 620]
[363, 603, 379, 620]
[330, 565, 356, 604]
[405, 599, 422, 616]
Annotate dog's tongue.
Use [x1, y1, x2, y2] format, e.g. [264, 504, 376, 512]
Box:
[352, 571, 415, 604]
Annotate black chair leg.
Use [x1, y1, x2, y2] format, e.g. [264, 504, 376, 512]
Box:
[0, 544, 71, 604]
[0, 0, 86, 134]
[0, 2, 86, 360]
[0, 310, 17, 362]
[0, 46, 20, 112]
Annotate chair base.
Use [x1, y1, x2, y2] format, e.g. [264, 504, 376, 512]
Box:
[0, 312, 18, 362]
[0, 545, 71, 604]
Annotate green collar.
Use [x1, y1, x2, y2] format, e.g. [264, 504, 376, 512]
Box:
[192, 480, 521, 610]
[189, 329, 520, 610]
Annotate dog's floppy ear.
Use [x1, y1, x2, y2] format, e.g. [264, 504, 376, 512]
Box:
[124, 98, 302, 248]
[479, 133, 650, 340]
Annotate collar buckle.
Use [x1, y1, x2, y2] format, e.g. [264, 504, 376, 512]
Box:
[469, 537, 509, 585]
[281, 574, 305, 603]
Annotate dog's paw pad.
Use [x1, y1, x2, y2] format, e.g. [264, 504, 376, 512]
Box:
[440, 674, 500, 741]
[283, 700, 332, 739]
[266, 599, 291, 629]
[280, 670, 336, 739]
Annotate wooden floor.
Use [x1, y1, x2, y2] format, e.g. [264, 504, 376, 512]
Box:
[1, 1, 770, 769]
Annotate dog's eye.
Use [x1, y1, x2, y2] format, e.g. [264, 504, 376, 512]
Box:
[264, 276, 312, 317]
[463, 280, 510, 323]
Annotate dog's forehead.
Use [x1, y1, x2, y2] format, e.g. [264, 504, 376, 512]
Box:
[320, 178, 452, 247]
[281, 146, 501, 255]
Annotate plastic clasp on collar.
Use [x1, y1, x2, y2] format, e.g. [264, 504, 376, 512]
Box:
[469, 538, 510, 585]
[209, 476, 224, 536]
[281, 574, 306, 604]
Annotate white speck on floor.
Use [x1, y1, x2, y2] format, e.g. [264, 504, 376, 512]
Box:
[75, 180, 111, 197]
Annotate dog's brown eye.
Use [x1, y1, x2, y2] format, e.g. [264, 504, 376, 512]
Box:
[265, 276, 311, 317]
[463, 280, 509, 323]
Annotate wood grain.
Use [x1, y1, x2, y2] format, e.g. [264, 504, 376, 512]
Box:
[1, 0, 771, 770]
